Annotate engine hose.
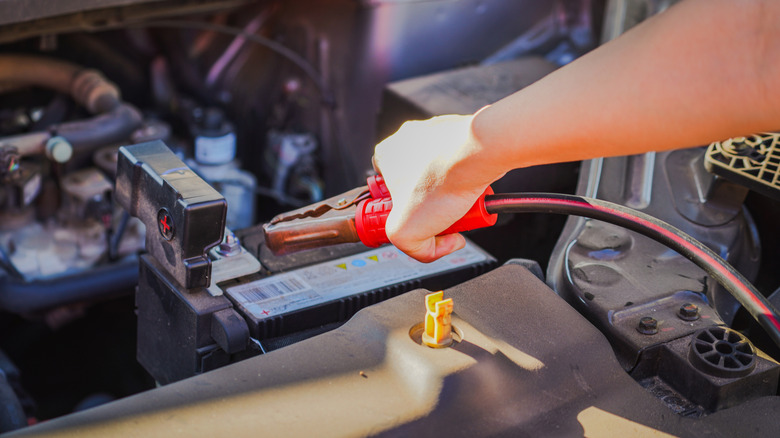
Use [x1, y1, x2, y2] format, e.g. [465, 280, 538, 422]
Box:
[0, 55, 120, 114]
[51, 103, 142, 152]
[0, 258, 138, 314]
[0, 55, 142, 160]
[484, 192, 780, 350]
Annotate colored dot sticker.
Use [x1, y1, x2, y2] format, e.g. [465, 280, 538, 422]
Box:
[351, 259, 367, 267]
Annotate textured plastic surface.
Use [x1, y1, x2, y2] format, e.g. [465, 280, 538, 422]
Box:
[14, 265, 780, 437]
[705, 133, 780, 201]
[356, 176, 497, 247]
[115, 141, 227, 289]
[367, 174, 391, 198]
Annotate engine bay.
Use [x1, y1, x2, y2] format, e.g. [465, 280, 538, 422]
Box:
[2, 0, 780, 436]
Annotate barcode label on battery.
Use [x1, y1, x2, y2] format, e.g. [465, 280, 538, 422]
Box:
[228, 275, 311, 305]
[233, 278, 307, 303]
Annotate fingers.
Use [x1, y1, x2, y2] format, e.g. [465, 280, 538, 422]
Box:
[390, 233, 466, 263]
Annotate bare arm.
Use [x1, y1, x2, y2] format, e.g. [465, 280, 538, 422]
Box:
[373, 0, 780, 262]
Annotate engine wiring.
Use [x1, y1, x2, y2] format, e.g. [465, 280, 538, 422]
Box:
[484, 193, 780, 350]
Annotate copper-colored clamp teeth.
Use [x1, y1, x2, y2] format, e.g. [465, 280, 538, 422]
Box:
[262, 186, 369, 255]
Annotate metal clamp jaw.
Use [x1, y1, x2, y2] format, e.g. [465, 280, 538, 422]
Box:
[116, 140, 227, 289]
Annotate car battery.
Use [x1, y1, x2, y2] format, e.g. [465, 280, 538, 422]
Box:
[226, 229, 496, 341]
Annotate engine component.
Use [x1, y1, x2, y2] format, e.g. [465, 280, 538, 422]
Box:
[60, 168, 113, 224]
[266, 130, 321, 203]
[191, 107, 236, 166]
[547, 148, 761, 368]
[187, 107, 256, 230]
[0, 257, 138, 314]
[0, 56, 146, 311]
[0, 155, 41, 220]
[115, 141, 227, 289]
[705, 132, 780, 201]
[0, 55, 142, 161]
[11, 265, 780, 437]
[0, 146, 20, 182]
[486, 192, 780, 353]
[631, 326, 778, 414]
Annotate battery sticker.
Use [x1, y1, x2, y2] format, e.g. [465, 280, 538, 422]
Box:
[226, 241, 489, 320]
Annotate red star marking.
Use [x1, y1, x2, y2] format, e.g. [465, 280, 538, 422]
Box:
[160, 215, 171, 233]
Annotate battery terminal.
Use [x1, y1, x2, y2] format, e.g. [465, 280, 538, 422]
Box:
[422, 291, 454, 348]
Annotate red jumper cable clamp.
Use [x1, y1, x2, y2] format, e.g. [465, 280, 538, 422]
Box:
[263, 175, 497, 256]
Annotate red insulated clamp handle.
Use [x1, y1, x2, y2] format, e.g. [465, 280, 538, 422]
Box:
[355, 177, 497, 248]
[367, 175, 391, 199]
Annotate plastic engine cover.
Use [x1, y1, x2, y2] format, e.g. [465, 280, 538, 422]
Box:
[10, 265, 780, 437]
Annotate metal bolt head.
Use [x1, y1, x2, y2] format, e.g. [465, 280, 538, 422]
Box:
[678, 303, 700, 321]
[217, 231, 241, 256]
[637, 316, 658, 335]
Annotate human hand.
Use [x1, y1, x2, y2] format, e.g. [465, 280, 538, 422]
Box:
[372, 113, 504, 262]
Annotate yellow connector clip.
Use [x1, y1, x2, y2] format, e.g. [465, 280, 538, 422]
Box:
[422, 291, 454, 348]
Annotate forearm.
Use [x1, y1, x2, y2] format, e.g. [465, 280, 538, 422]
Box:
[473, 0, 780, 173]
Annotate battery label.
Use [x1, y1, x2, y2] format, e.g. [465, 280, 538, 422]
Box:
[226, 241, 489, 320]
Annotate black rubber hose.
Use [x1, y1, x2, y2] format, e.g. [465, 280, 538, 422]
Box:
[52, 103, 142, 154]
[484, 193, 780, 349]
[0, 258, 138, 314]
[0, 55, 141, 158]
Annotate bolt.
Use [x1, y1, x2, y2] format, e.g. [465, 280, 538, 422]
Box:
[678, 303, 700, 321]
[217, 230, 241, 257]
[336, 198, 348, 206]
[637, 316, 658, 335]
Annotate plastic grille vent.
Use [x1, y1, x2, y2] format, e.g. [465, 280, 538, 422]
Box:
[705, 132, 780, 201]
[688, 327, 756, 378]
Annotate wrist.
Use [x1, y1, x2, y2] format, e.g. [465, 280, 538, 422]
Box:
[465, 106, 509, 185]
